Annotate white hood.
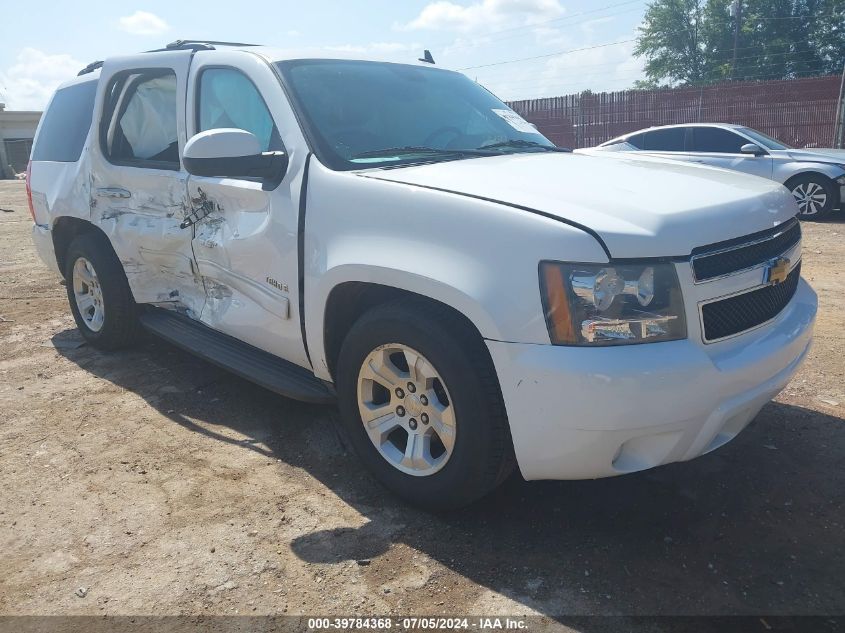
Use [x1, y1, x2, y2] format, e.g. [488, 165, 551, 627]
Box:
[366, 152, 797, 258]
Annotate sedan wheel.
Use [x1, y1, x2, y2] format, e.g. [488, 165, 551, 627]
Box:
[791, 181, 827, 216]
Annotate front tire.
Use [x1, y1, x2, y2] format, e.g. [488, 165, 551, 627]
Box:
[65, 232, 140, 350]
[336, 300, 514, 511]
[787, 174, 837, 220]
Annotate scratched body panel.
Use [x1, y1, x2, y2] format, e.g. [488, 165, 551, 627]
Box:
[85, 51, 208, 318]
[184, 50, 310, 368]
[92, 170, 206, 316]
[187, 172, 304, 365]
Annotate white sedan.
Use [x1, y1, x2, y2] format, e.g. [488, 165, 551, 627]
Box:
[582, 123, 845, 220]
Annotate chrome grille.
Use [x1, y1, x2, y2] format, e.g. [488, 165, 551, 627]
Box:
[701, 262, 801, 341]
[691, 218, 801, 282]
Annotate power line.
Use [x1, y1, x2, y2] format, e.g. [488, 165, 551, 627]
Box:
[457, 38, 637, 71]
[445, 3, 840, 57]
[467, 34, 839, 83]
[473, 47, 830, 84]
[483, 0, 647, 36]
[453, 9, 842, 75]
[443, 2, 647, 53]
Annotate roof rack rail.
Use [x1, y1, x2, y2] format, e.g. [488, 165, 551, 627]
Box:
[79, 40, 262, 75]
[144, 40, 261, 53]
[78, 61, 104, 76]
[146, 43, 213, 53]
[169, 39, 260, 49]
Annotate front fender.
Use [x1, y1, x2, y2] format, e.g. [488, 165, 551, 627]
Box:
[308, 263, 502, 380]
[303, 159, 609, 381]
[775, 161, 845, 183]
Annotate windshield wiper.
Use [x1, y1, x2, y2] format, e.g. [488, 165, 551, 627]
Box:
[351, 146, 492, 159]
[476, 139, 572, 152]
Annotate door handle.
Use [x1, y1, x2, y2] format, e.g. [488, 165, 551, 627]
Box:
[96, 187, 131, 199]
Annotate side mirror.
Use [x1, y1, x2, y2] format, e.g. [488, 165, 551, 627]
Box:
[740, 143, 766, 156]
[183, 128, 288, 184]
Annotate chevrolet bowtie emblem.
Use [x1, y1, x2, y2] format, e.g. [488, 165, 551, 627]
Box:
[765, 256, 790, 285]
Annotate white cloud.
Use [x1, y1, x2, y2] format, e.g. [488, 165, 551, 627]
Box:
[118, 11, 170, 36]
[399, 0, 564, 32]
[0, 48, 83, 110]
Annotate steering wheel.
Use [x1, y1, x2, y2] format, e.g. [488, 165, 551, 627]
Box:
[422, 126, 463, 148]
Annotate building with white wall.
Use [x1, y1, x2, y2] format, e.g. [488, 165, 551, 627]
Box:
[0, 104, 42, 179]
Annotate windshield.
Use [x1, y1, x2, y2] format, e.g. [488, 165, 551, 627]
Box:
[275, 59, 555, 170]
[739, 127, 792, 150]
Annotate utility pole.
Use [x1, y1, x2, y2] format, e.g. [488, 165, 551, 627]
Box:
[730, 0, 743, 79]
[835, 61, 845, 148]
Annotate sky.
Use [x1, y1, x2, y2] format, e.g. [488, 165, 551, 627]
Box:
[0, 0, 650, 111]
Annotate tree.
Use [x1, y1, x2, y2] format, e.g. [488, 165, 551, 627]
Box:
[806, 0, 845, 75]
[634, 0, 709, 85]
[635, 0, 845, 86]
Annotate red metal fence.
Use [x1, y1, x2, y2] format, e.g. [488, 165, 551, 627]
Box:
[508, 75, 842, 149]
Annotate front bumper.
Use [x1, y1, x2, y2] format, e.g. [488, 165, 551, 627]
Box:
[31, 224, 61, 276]
[487, 278, 817, 481]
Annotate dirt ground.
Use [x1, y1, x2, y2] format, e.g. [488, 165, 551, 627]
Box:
[0, 179, 843, 628]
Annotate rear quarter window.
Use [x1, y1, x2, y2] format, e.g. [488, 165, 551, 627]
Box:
[625, 133, 645, 149]
[31, 80, 98, 162]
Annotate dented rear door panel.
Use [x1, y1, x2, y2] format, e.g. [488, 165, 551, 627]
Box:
[89, 51, 206, 318]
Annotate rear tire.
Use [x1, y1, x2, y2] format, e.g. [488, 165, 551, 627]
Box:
[787, 174, 837, 220]
[65, 232, 140, 350]
[336, 300, 514, 511]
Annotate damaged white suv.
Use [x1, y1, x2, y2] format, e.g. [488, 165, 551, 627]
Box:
[28, 41, 816, 509]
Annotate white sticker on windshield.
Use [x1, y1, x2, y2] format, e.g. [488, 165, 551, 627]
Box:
[492, 108, 539, 134]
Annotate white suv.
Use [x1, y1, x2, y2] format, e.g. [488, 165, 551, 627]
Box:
[28, 41, 817, 509]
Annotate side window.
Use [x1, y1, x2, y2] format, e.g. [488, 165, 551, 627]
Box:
[642, 127, 685, 151]
[198, 68, 281, 151]
[32, 80, 98, 162]
[625, 133, 645, 149]
[691, 127, 745, 153]
[104, 70, 179, 167]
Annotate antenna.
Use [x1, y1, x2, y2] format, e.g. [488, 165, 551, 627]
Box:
[419, 50, 435, 64]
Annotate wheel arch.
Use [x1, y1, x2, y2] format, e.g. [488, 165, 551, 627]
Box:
[318, 275, 500, 383]
[52, 216, 113, 279]
[783, 169, 837, 186]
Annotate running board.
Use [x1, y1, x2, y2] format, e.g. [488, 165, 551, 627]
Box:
[139, 308, 335, 404]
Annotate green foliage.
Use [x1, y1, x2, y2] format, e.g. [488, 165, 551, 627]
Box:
[635, 0, 845, 86]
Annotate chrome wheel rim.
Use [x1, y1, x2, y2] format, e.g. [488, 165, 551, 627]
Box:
[72, 257, 105, 332]
[357, 343, 456, 477]
[792, 181, 827, 216]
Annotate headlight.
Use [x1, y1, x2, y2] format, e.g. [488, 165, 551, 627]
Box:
[539, 261, 686, 346]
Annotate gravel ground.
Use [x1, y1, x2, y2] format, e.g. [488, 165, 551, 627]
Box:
[0, 180, 843, 629]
